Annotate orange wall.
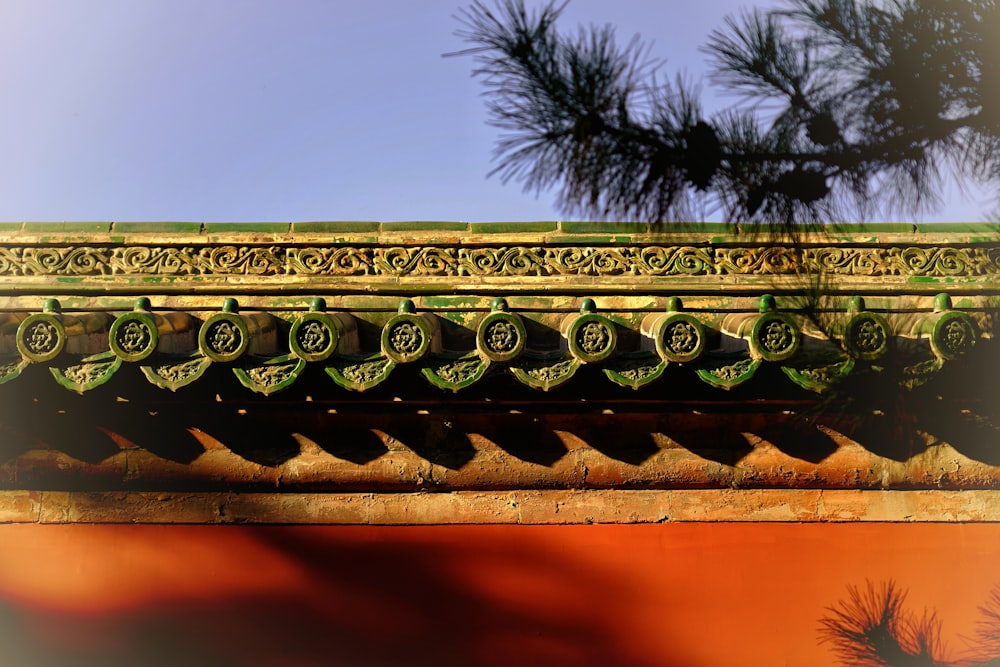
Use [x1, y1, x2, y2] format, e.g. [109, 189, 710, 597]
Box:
[0, 523, 998, 666]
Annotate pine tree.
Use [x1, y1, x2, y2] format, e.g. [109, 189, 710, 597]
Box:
[453, 0, 1000, 223]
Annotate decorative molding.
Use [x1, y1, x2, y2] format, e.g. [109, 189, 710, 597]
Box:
[5, 490, 999, 524]
[1, 243, 998, 280]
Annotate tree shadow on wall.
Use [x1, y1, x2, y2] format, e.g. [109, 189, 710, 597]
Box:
[0, 526, 678, 667]
[804, 348, 1000, 465]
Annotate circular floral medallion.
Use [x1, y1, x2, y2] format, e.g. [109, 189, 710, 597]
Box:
[16, 314, 65, 362]
[380, 313, 432, 363]
[476, 312, 526, 362]
[289, 313, 338, 362]
[656, 313, 705, 363]
[109, 313, 159, 362]
[390, 322, 422, 354]
[931, 312, 977, 360]
[198, 313, 249, 362]
[843, 312, 890, 361]
[567, 314, 617, 363]
[750, 312, 800, 362]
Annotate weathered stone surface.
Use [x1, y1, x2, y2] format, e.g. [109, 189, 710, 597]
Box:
[0, 491, 40, 522]
[10, 489, 1000, 524]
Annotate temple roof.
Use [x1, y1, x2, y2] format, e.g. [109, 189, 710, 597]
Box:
[0, 222, 996, 398]
[2, 222, 999, 523]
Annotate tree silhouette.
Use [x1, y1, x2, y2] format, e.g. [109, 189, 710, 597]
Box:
[819, 580, 1000, 666]
[453, 0, 1000, 223]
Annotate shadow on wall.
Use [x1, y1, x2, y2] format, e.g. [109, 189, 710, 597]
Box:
[0, 525, 666, 667]
[1, 524, 1000, 667]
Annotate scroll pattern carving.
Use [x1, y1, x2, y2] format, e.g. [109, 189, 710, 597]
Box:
[0, 244, 997, 279]
[603, 355, 666, 389]
[519, 359, 578, 383]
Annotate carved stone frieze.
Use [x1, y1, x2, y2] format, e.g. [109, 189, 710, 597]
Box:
[1, 243, 998, 280]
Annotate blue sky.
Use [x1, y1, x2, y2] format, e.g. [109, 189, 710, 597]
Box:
[0, 0, 992, 223]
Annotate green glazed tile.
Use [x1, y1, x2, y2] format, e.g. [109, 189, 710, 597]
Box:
[22, 222, 111, 234]
[291, 221, 381, 233]
[650, 222, 735, 234]
[469, 221, 558, 233]
[112, 222, 203, 233]
[205, 222, 290, 233]
[560, 221, 648, 234]
[380, 221, 469, 232]
[915, 222, 1000, 234]
[826, 223, 916, 234]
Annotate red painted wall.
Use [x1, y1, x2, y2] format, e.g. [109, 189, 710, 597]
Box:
[0, 524, 998, 666]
